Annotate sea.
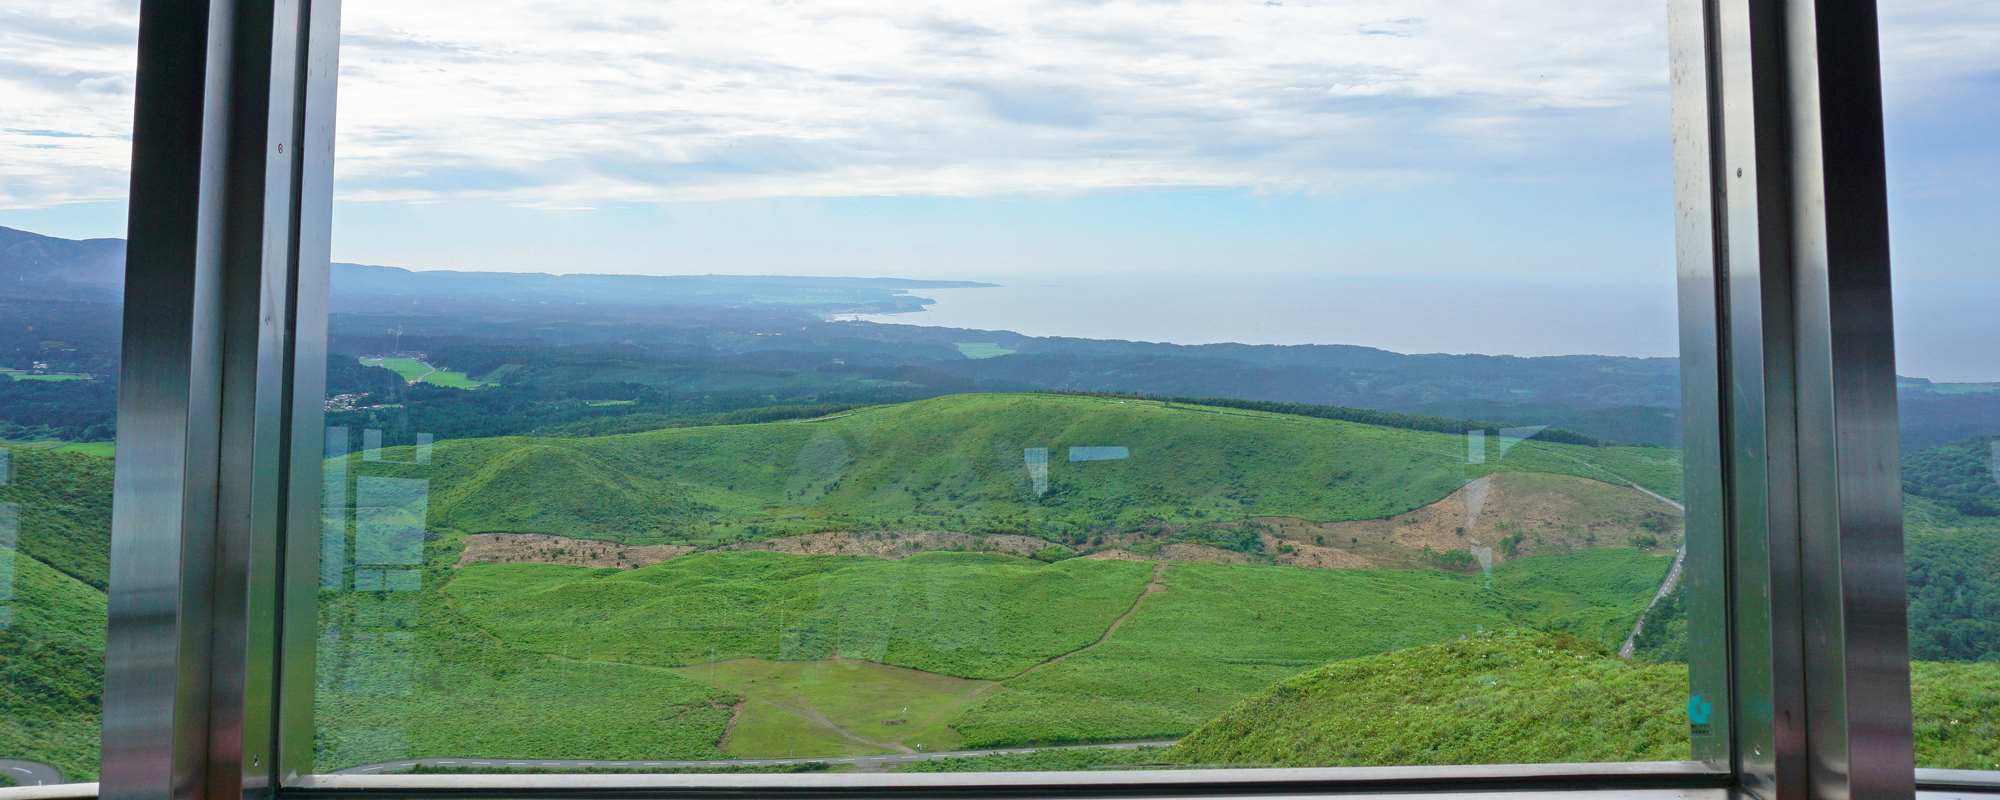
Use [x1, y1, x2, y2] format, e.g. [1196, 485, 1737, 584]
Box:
[835, 272, 1680, 359]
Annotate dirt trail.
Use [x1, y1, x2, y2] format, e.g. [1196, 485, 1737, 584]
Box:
[776, 699, 915, 754]
[716, 701, 745, 751]
[1620, 484, 1689, 659]
[1008, 562, 1166, 681]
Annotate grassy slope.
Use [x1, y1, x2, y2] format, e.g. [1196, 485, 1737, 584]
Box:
[1913, 660, 2000, 770]
[445, 551, 1155, 680]
[352, 393, 1681, 546]
[1170, 631, 2000, 771]
[676, 658, 994, 756]
[1168, 632, 1693, 767]
[1, 447, 113, 589]
[0, 547, 106, 780]
[898, 747, 1174, 773]
[948, 550, 1669, 747]
[954, 343, 1017, 359]
[0, 447, 111, 779]
[316, 557, 735, 769]
[1491, 548, 1674, 649]
[360, 357, 491, 389]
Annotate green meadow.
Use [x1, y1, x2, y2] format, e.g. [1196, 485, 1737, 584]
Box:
[954, 342, 1017, 359]
[3, 394, 1996, 776]
[351, 393, 1682, 546]
[0, 368, 90, 383]
[360, 356, 494, 389]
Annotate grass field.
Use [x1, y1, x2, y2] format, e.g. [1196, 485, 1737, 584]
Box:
[316, 554, 736, 769]
[1912, 660, 2000, 770]
[1171, 631, 2000, 770]
[0, 546, 107, 781]
[347, 393, 1683, 547]
[422, 544, 1673, 756]
[954, 342, 1017, 359]
[360, 356, 494, 389]
[1169, 632, 1692, 766]
[1, 439, 114, 458]
[445, 552, 1156, 680]
[0, 368, 90, 382]
[677, 659, 994, 756]
[8, 391, 1994, 775]
[897, 747, 1174, 772]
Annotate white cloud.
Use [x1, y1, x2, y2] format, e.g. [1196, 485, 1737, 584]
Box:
[0, 1, 139, 209]
[0, 0, 1992, 211]
[327, 0, 1670, 206]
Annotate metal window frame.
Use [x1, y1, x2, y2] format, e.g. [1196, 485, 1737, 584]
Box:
[85, 0, 1971, 798]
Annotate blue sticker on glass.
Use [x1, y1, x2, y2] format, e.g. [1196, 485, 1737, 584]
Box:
[1686, 694, 1714, 726]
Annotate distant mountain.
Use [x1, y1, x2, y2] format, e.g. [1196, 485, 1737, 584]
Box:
[0, 225, 124, 299]
[0, 224, 992, 316]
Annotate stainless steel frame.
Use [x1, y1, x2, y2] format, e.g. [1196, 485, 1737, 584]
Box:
[102, 2, 339, 800]
[85, 0, 1966, 798]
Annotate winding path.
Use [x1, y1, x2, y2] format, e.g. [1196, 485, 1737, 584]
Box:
[1619, 484, 1689, 659]
[0, 760, 64, 787]
[331, 739, 1179, 775]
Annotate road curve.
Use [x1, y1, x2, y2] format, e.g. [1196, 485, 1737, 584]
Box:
[1619, 484, 1689, 659]
[333, 739, 1178, 775]
[0, 760, 65, 787]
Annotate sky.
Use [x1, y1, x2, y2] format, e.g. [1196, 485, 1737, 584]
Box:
[0, 1, 1993, 374]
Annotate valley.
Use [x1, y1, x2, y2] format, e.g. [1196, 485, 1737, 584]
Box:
[2, 224, 1996, 778]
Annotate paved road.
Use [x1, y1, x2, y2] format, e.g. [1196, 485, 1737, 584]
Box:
[1620, 484, 1689, 659]
[0, 760, 64, 787]
[334, 739, 1178, 775]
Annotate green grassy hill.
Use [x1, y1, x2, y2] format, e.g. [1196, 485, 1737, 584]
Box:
[304, 536, 1677, 770]
[352, 393, 1680, 546]
[1, 446, 112, 779]
[445, 551, 1157, 679]
[1168, 632, 1689, 767]
[1, 447, 113, 589]
[1168, 630, 2000, 771]
[0, 547, 106, 780]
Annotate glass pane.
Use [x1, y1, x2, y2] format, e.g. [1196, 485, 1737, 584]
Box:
[310, 1, 1721, 776]
[1881, 0, 2000, 775]
[0, 1, 140, 785]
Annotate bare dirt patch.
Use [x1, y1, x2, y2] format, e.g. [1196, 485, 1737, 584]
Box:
[1076, 541, 1252, 566]
[724, 530, 1062, 560]
[1257, 472, 1682, 568]
[1256, 532, 1376, 569]
[456, 533, 693, 569]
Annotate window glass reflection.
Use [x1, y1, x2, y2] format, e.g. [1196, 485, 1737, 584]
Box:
[301, 0, 1734, 776]
[0, 1, 140, 785]
[1880, 0, 2000, 773]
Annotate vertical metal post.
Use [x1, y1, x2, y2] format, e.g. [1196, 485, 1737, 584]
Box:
[278, 0, 344, 784]
[1712, 1, 1810, 795]
[1783, 0, 1913, 797]
[1696, 0, 1915, 797]
[103, 2, 238, 798]
[104, 2, 328, 799]
[1669, 0, 1735, 771]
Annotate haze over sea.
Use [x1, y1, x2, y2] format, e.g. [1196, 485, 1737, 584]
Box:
[842, 273, 1680, 360]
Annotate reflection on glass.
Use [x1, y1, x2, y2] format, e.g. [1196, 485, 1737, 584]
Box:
[306, 0, 1723, 779]
[0, 1, 138, 777]
[1881, 0, 2000, 773]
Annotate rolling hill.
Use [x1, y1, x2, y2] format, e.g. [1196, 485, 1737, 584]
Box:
[1169, 630, 2000, 771]
[1168, 631, 1689, 767]
[349, 393, 1683, 549]
[0, 447, 113, 780]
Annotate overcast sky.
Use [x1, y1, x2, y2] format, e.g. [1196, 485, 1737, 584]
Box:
[0, 1, 1992, 373]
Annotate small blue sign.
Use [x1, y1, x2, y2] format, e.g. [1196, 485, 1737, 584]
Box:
[1686, 694, 1714, 726]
